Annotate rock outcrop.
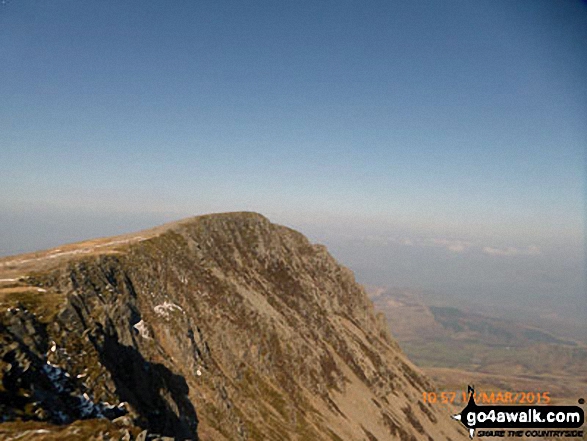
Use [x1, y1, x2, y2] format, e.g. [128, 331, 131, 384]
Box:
[0, 212, 467, 440]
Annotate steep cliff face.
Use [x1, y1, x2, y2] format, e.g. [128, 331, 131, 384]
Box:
[0, 213, 467, 440]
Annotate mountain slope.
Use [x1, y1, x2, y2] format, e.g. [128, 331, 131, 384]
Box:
[0, 213, 467, 440]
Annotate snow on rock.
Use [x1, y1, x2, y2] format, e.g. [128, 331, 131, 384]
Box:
[133, 320, 151, 339]
[42, 362, 69, 394]
[78, 393, 98, 418]
[154, 301, 184, 319]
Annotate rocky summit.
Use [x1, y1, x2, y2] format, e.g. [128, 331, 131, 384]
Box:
[0, 212, 467, 440]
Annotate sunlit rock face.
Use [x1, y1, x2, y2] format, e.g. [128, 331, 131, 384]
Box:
[0, 212, 467, 440]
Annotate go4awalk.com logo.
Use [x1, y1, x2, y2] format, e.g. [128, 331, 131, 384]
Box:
[452, 386, 585, 438]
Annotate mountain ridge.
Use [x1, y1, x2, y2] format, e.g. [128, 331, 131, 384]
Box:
[0, 212, 467, 440]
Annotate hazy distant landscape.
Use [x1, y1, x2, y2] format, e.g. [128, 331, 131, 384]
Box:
[370, 286, 587, 405]
[1, 0, 586, 439]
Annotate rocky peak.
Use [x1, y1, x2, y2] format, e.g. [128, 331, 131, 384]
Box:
[0, 212, 467, 440]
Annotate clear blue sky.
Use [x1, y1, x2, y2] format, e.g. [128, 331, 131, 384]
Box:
[1, 1, 585, 321]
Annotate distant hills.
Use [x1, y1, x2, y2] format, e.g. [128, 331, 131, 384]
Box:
[370, 287, 587, 404]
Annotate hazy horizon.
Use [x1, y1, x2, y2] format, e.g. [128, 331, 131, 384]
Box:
[1, 1, 585, 326]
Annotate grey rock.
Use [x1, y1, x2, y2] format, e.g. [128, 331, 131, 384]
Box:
[0, 213, 467, 441]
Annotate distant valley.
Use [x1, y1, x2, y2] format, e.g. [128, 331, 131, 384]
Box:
[369, 287, 587, 405]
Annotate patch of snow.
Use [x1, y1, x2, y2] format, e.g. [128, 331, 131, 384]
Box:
[133, 320, 151, 339]
[76, 392, 127, 420]
[42, 362, 69, 394]
[57, 412, 70, 425]
[0, 237, 146, 267]
[154, 301, 184, 319]
[78, 394, 97, 418]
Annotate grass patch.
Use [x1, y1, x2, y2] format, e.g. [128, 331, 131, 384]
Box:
[0, 287, 65, 323]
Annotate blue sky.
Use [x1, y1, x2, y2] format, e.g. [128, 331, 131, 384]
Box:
[1, 1, 585, 321]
